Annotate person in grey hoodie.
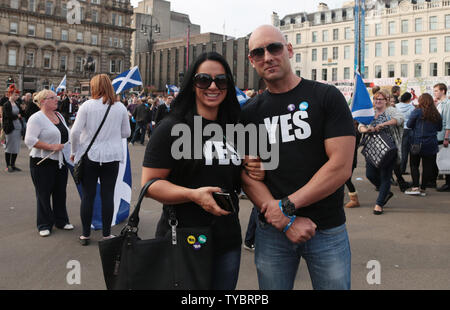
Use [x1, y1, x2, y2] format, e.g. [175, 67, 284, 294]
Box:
[396, 92, 415, 174]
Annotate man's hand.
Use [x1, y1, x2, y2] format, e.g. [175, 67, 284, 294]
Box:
[285, 217, 317, 244]
[444, 139, 449, 148]
[261, 199, 290, 231]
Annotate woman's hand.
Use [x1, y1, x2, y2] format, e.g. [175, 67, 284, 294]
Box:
[51, 144, 65, 152]
[244, 157, 265, 181]
[189, 187, 230, 216]
[374, 123, 385, 132]
[70, 155, 75, 162]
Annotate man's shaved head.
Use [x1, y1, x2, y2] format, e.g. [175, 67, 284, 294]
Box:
[249, 25, 287, 50]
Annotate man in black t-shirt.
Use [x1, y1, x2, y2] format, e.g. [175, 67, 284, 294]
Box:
[241, 25, 355, 290]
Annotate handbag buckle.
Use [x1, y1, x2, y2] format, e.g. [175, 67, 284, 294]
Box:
[169, 219, 178, 245]
[122, 225, 138, 234]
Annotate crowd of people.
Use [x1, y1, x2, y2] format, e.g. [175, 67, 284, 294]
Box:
[0, 23, 449, 291]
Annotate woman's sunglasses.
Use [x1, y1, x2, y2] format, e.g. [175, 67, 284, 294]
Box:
[193, 73, 228, 90]
[249, 42, 286, 61]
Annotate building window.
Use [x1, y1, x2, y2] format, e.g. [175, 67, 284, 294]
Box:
[429, 16, 437, 31]
[322, 69, 327, 81]
[26, 51, 35, 67]
[112, 13, 117, 26]
[312, 49, 317, 61]
[45, 1, 53, 15]
[45, 27, 53, 39]
[375, 65, 382, 78]
[28, 25, 36, 36]
[295, 70, 301, 77]
[322, 30, 328, 42]
[91, 34, 98, 45]
[415, 18, 422, 32]
[118, 15, 123, 27]
[388, 64, 395, 78]
[333, 47, 338, 60]
[401, 20, 408, 33]
[363, 66, 368, 79]
[60, 55, 67, 71]
[113, 38, 119, 47]
[92, 10, 98, 23]
[414, 63, 422, 77]
[375, 24, 382, 36]
[365, 43, 369, 59]
[29, 0, 36, 12]
[91, 0, 100, 4]
[8, 49, 17, 66]
[415, 39, 422, 54]
[333, 29, 339, 41]
[388, 21, 395, 35]
[446, 15, 450, 29]
[401, 64, 408, 77]
[295, 53, 301, 63]
[43, 53, 52, 69]
[296, 33, 301, 44]
[430, 63, 438, 77]
[110, 59, 122, 73]
[344, 67, 350, 80]
[322, 48, 328, 61]
[312, 31, 317, 43]
[61, 30, 68, 41]
[311, 69, 317, 80]
[445, 36, 450, 52]
[344, 46, 350, 59]
[388, 42, 395, 57]
[332, 68, 337, 81]
[345, 27, 351, 40]
[375, 43, 382, 57]
[75, 56, 83, 72]
[9, 22, 18, 34]
[77, 32, 83, 43]
[10, 0, 19, 9]
[429, 38, 437, 53]
[446, 62, 450, 76]
[401, 40, 408, 55]
[61, 3, 67, 18]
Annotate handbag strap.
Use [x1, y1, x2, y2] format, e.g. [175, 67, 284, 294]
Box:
[125, 178, 162, 231]
[82, 103, 112, 157]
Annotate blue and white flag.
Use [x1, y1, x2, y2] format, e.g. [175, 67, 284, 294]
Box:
[166, 84, 180, 94]
[63, 140, 132, 230]
[50, 84, 55, 92]
[351, 72, 374, 125]
[235, 87, 249, 106]
[112, 66, 143, 94]
[56, 75, 67, 93]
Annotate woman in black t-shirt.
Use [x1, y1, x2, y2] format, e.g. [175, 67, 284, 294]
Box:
[141, 52, 262, 290]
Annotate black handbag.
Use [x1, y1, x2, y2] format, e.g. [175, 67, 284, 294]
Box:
[98, 179, 214, 290]
[73, 104, 111, 184]
[361, 131, 397, 168]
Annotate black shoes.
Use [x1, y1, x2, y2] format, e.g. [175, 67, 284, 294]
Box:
[373, 208, 383, 215]
[79, 236, 90, 246]
[437, 184, 450, 192]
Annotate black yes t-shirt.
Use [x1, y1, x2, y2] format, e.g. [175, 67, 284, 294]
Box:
[143, 115, 242, 254]
[240, 79, 355, 230]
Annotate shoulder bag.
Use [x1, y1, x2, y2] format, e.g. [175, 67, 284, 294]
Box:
[361, 131, 397, 168]
[73, 104, 111, 185]
[98, 179, 214, 290]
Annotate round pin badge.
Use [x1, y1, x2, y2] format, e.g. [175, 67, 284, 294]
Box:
[198, 235, 207, 244]
[187, 235, 196, 245]
[299, 102, 309, 111]
[287, 104, 296, 112]
[193, 242, 202, 250]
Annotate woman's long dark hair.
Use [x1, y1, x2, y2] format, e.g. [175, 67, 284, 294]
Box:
[418, 93, 442, 124]
[170, 52, 240, 127]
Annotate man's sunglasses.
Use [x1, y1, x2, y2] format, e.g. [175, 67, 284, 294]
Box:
[249, 42, 286, 61]
[193, 73, 228, 90]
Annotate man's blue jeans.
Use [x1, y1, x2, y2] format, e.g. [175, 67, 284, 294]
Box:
[254, 219, 351, 290]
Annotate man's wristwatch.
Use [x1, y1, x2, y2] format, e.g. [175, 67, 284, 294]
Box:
[280, 197, 296, 217]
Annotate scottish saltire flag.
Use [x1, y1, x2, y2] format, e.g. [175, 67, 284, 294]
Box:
[56, 75, 67, 93]
[351, 72, 374, 125]
[112, 66, 143, 94]
[63, 140, 132, 230]
[235, 87, 249, 106]
[166, 84, 180, 94]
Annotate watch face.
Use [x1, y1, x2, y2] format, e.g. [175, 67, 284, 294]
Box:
[282, 198, 296, 216]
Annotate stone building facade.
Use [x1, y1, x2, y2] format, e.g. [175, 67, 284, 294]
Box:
[0, 0, 134, 94]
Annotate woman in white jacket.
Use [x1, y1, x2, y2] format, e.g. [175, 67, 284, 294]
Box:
[70, 74, 130, 245]
[24, 89, 73, 237]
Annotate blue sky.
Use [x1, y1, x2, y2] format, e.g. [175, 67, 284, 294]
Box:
[130, 0, 346, 38]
